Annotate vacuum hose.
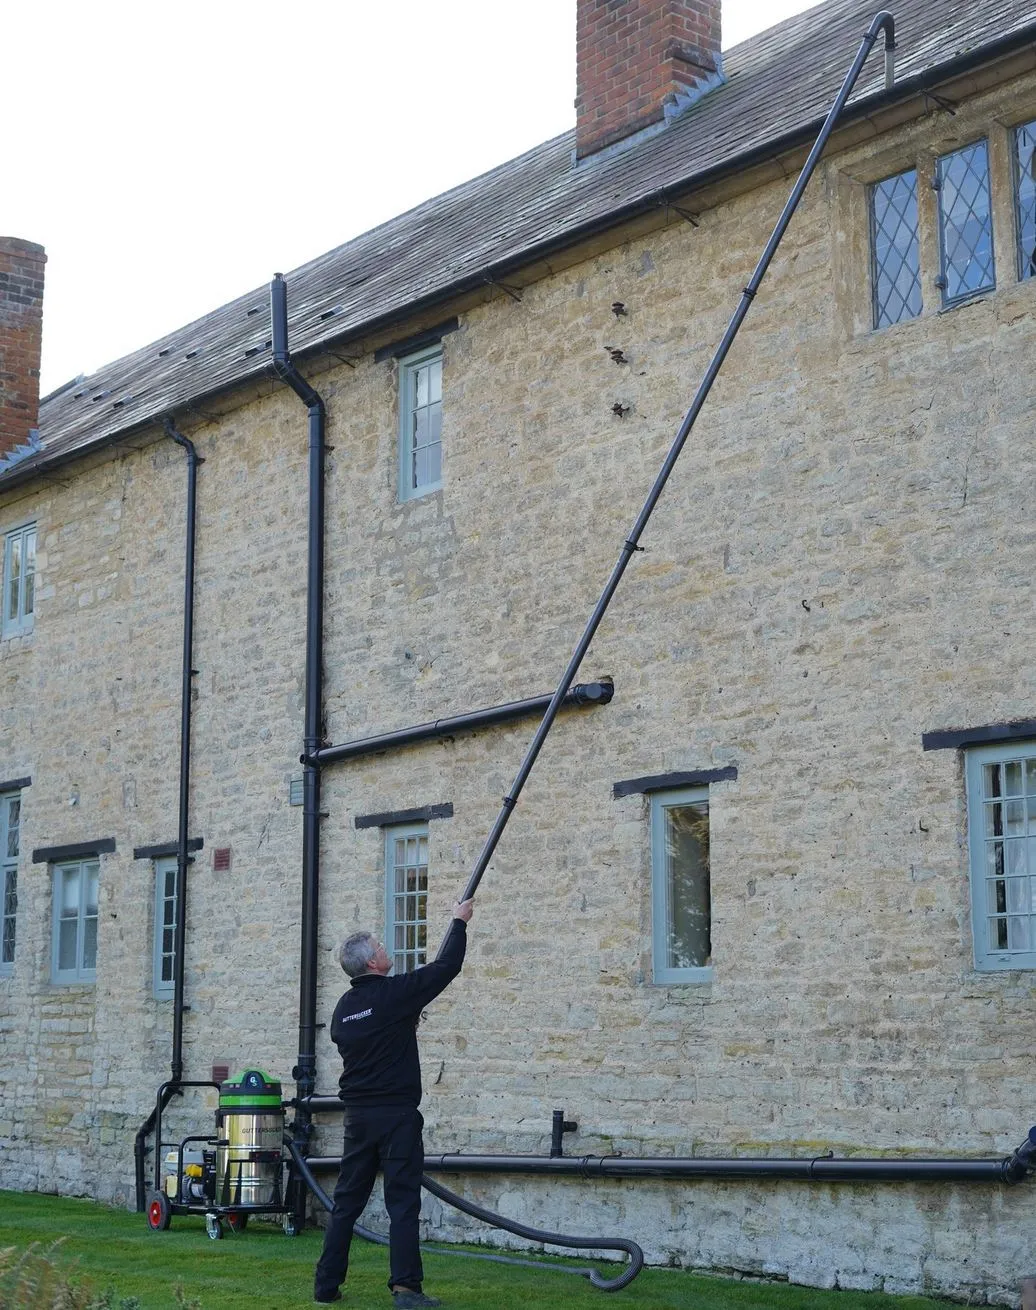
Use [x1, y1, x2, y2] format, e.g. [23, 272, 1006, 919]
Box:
[285, 1139, 644, 1292]
[419, 1173, 644, 1292]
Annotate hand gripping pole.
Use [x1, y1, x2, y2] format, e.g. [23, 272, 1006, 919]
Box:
[438, 10, 896, 956]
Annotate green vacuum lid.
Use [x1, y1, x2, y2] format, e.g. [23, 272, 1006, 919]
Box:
[219, 1068, 282, 1105]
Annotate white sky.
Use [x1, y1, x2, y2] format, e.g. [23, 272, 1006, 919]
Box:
[7, 1, 816, 396]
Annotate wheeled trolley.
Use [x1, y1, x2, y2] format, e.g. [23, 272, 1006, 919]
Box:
[145, 1069, 298, 1239]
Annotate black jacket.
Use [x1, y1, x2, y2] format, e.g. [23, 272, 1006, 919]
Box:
[330, 922, 467, 1108]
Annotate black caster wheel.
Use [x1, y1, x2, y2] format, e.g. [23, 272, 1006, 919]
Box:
[226, 1211, 248, 1233]
[145, 1190, 171, 1231]
[205, 1213, 223, 1240]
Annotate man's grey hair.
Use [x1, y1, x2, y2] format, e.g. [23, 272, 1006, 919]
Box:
[338, 931, 378, 978]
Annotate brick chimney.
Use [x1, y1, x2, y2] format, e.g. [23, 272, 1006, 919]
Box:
[576, 0, 722, 160]
[0, 237, 46, 461]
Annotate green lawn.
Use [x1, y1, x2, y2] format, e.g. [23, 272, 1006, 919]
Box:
[0, 1190, 953, 1310]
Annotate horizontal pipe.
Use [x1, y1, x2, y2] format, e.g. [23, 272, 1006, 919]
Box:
[310, 679, 614, 766]
[303, 1149, 1030, 1185]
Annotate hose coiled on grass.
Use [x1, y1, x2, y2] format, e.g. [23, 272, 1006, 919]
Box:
[285, 1139, 644, 1292]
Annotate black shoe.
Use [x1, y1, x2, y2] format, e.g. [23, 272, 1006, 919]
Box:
[314, 1292, 342, 1304]
[392, 1293, 442, 1308]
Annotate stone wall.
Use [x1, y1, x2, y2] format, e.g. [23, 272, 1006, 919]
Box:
[3, 67, 1036, 1304]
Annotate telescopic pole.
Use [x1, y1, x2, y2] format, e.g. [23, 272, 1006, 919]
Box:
[438, 11, 897, 957]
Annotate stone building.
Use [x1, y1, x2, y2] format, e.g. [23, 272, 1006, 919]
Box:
[3, 0, 1036, 1300]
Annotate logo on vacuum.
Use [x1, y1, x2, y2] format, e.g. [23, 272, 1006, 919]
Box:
[340, 1007, 373, 1024]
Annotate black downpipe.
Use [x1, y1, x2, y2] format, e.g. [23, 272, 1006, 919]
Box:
[551, 1109, 578, 1158]
[271, 273, 327, 1229]
[436, 10, 897, 961]
[162, 419, 202, 1085]
[133, 420, 202, 1211]
[311, 681, 614, 765]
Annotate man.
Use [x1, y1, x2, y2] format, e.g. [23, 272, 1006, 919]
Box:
[314, 898, 474, 1308]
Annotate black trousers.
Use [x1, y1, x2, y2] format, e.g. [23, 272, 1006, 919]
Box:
[314, 1104, 425, 1296]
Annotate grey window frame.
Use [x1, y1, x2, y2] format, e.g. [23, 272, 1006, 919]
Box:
[1012, 118, 1036, 281]
[397, 344, 443, 501]
[935, 138, 996, 307]
[153, 854, 177, 999]
[0, 790, 21, 976]
[965, 739, 1036, 972]
[51, 858, 99, 984]
[384, 822, 429, 974]
[2, 521, 37, 639]
[869, 167, 923, 329]
[650, 785, 713, 985]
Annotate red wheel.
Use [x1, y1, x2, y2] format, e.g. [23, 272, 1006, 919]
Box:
[146, 1190, 172, 1231]
[225, 1210, 248, 1232]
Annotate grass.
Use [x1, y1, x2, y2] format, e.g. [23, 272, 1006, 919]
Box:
[0, 1190, 955, 1310]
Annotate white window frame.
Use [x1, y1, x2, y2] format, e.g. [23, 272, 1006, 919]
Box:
[51, 858, 99, 984]
[384, 822, 429, 974]
[397, 345, 443, 501]
[153, 855, 178, 999]
[3, 522, 37, 638]
[966, 740, 1036, 971]
[651, 786, 713, 985]
[0, 790, 21, 977]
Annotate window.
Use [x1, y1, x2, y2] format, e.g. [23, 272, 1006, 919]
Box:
[936, 139, 995, 306]
[966, 741, 1036, 971]
[870, 169, 922, 328]
[1012, 119, 1036, 280]
[3, 522, 36, 638]
[0, 791, 20, 976]
[651, 787, 712, 984]
[51, 859, 99, 983]
[398, 346, 442, 500]
[385, 824, 428, 973]
[153, 855, 178, 999]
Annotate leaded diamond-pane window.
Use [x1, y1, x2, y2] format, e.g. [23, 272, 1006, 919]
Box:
[870, 169, 922, 328]
[386, 825, 428, 973]
[966, 742, 1036, 971]
[936, 140, 995, 305]
[1013, 120, 1036, 280]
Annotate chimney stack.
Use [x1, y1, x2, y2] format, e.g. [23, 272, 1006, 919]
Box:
[576, 0, 722, 160]
[0, 237, 46, 461]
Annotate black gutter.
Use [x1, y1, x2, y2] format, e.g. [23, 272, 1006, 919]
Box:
[162, 419, 202, 1085]
[311, 680, 614, 766]
[271, 272, 327, 1231]
[305, 1125, 1036, 1186]
[15, 21, 1036, 500]
[133, 420, 202, 1209]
